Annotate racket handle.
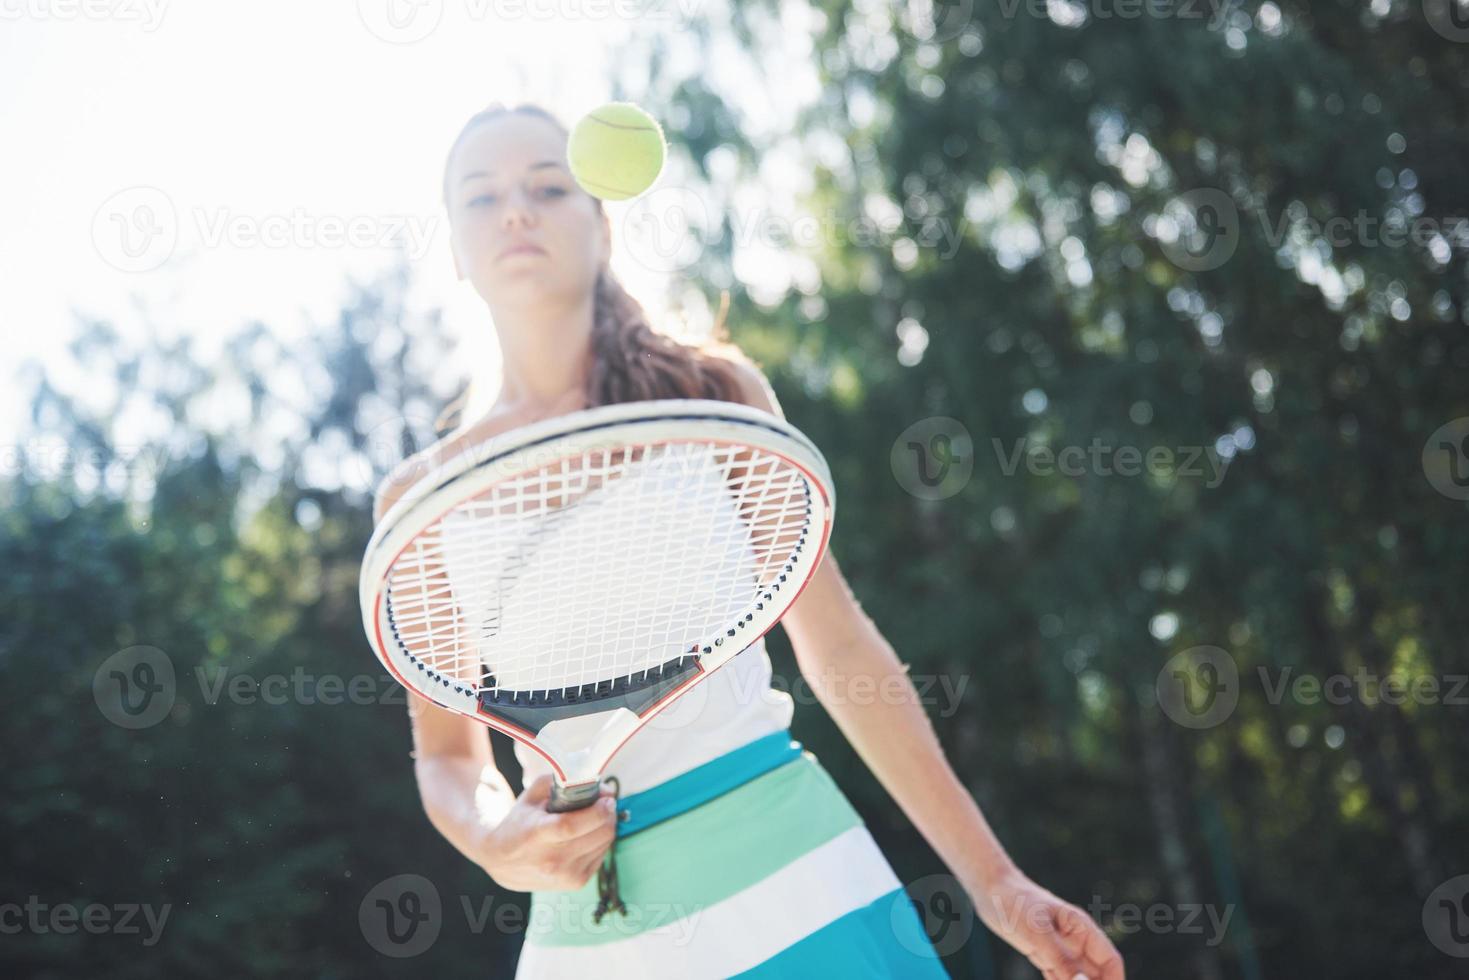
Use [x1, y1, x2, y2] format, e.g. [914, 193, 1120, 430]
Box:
[548, 780, 603, 812]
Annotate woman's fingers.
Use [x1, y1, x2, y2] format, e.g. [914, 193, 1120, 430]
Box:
[531, 788, 618, 888]
[521, 774, 554, 805]
[1059, 902, 1125, 980]
[1034, 903, 1124, 980]
[539, 793, 617, 840]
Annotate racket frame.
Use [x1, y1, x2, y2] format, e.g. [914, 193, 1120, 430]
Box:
[360, 399, 834, 809]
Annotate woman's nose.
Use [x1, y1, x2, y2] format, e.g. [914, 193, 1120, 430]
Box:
[499, 187, 536, 228]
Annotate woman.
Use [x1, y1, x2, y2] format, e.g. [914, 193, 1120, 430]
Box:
[373, 102, 1124, 980]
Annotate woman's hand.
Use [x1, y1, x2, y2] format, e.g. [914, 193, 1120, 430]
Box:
[972, 868, 1125, 980]
[475, 775, 619, 893]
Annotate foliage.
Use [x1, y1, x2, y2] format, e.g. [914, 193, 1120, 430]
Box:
[4, 4, 1468, 978]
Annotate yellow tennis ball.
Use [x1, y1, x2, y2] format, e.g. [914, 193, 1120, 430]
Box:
[567, 102, 667, 202]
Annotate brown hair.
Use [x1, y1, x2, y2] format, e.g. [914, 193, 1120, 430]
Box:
[434, 102, 747, 435]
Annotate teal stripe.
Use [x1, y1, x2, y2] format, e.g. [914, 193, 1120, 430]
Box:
[527, 753, 861, 947]
[731, 887, 950, 979]
[617, 731, 804, 837]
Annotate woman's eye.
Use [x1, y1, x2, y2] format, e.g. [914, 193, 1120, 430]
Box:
[464, 185, 564, 208]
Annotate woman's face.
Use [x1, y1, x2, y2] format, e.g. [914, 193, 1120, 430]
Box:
[446, 113, 610, 308]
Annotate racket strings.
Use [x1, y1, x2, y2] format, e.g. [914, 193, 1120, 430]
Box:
[383, 440, 814, 705]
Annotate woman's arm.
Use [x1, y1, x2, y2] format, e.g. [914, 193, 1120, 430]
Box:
[722, 359, 1124, 980]
[407, 691, 514, 865]
[375, 481, 617, 893]
[780, 557, 1020, 891]
[406, 692, 617, 891]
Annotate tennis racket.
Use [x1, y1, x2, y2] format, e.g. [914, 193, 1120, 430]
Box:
[360, 399, 834, 811]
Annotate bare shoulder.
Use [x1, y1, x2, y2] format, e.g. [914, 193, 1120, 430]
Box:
[371, 409, 521, 524]
[716, 353, 786, 420]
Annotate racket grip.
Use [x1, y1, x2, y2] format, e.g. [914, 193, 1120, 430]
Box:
[548, 780, 603, 812]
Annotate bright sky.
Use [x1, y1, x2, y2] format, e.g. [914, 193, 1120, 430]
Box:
[0, 0, 820, 453]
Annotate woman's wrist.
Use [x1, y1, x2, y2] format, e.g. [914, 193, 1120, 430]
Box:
[471, 820, 509, 880]
[967, 854, 1022, 895]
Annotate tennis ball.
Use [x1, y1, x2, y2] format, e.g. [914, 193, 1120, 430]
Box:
[566, 102, 667, 202]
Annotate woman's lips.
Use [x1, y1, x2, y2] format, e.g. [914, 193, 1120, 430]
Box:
[498, 243, 546, 261]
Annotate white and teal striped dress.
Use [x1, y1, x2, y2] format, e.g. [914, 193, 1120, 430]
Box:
[511, 631, 950, 978]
